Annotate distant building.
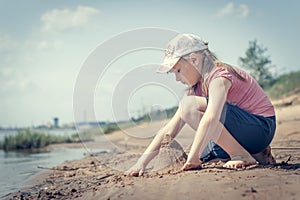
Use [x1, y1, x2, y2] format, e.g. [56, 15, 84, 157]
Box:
[53, 117, 59, 128]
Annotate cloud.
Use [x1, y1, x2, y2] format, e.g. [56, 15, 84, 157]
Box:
[218, 2, 249, 18]
[238, 4, 249, 17]
[41, 5, 100, 33]
[0, 33, 17, 52]
[36, 39, 62, 51]
[0, 67, 39, 96]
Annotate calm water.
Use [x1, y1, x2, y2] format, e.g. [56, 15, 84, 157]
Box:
[0, 129, 108, 198]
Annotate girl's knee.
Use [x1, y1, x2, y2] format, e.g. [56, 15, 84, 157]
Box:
[179, 96, 202, 121]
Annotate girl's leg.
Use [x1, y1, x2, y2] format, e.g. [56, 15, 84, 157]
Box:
[252, 146, 276, 165]
[216, 124, 257, 168]
[180, 96, 256, 168]
[180, 96, 270, 168]
[200, 141, 229, 162]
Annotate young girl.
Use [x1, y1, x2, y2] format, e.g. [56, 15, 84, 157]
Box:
[127, 34, 276, 176]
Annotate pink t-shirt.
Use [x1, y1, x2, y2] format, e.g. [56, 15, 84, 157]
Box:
[191, 66, 275, 117]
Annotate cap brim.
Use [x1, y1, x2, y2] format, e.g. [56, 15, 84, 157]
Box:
[156, 57, 180, 73]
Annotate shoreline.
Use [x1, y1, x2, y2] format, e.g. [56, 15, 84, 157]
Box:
[6, 103, 300, 200]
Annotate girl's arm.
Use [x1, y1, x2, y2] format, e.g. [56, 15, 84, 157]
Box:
[184, 77, 231, 167]
[126, 106, 186, 176]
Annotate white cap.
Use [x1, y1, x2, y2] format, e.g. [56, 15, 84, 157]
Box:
[157, 34, 208, 73]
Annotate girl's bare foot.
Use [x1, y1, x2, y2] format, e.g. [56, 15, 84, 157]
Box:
[223, 155, 258, 169]
[172, 161, 202, 174]
[125, 163, 145, 177]
[252, 146, 276, 165]
[181, 161, 202, 171]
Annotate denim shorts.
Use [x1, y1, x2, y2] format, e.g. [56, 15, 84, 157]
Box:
[200, 102, 276, 162]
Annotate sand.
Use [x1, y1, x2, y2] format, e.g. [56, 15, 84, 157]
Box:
[5, 94, 300, 200]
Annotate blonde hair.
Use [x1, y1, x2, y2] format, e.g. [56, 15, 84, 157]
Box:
[184, 49, 245, 96]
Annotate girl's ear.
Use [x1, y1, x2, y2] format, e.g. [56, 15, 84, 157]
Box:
[189, 53, 201, 66]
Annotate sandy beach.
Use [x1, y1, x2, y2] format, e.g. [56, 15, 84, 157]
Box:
[6, 95, 300, 200]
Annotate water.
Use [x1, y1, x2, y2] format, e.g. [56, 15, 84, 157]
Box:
[0, 129, 108, 198]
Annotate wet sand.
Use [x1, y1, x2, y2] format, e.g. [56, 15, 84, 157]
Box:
[6, 95, 300, 200]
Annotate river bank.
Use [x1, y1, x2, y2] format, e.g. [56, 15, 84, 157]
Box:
[5, 97, 300, 200]
[0, 128, 109, 198]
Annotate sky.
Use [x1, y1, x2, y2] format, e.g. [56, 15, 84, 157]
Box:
[0, 0, 299, 127]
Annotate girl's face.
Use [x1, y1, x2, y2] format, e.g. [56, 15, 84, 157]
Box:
[170, 58, 201, 87]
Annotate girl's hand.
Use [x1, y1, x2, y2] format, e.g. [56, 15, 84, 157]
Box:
[125, 163, 146, 177]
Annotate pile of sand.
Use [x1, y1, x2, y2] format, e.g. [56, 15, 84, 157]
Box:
[150, 135, 187, 174]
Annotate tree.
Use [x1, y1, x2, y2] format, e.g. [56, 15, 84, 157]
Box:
[239, 40, 275, 88]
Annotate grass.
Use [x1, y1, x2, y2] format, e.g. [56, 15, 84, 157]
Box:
[0, 124, 123, 152]
[0, 129, 80, 152]
[131, 106, 178, 124]
[265, 71, 300, 99]
[102, 124, 121, 134]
